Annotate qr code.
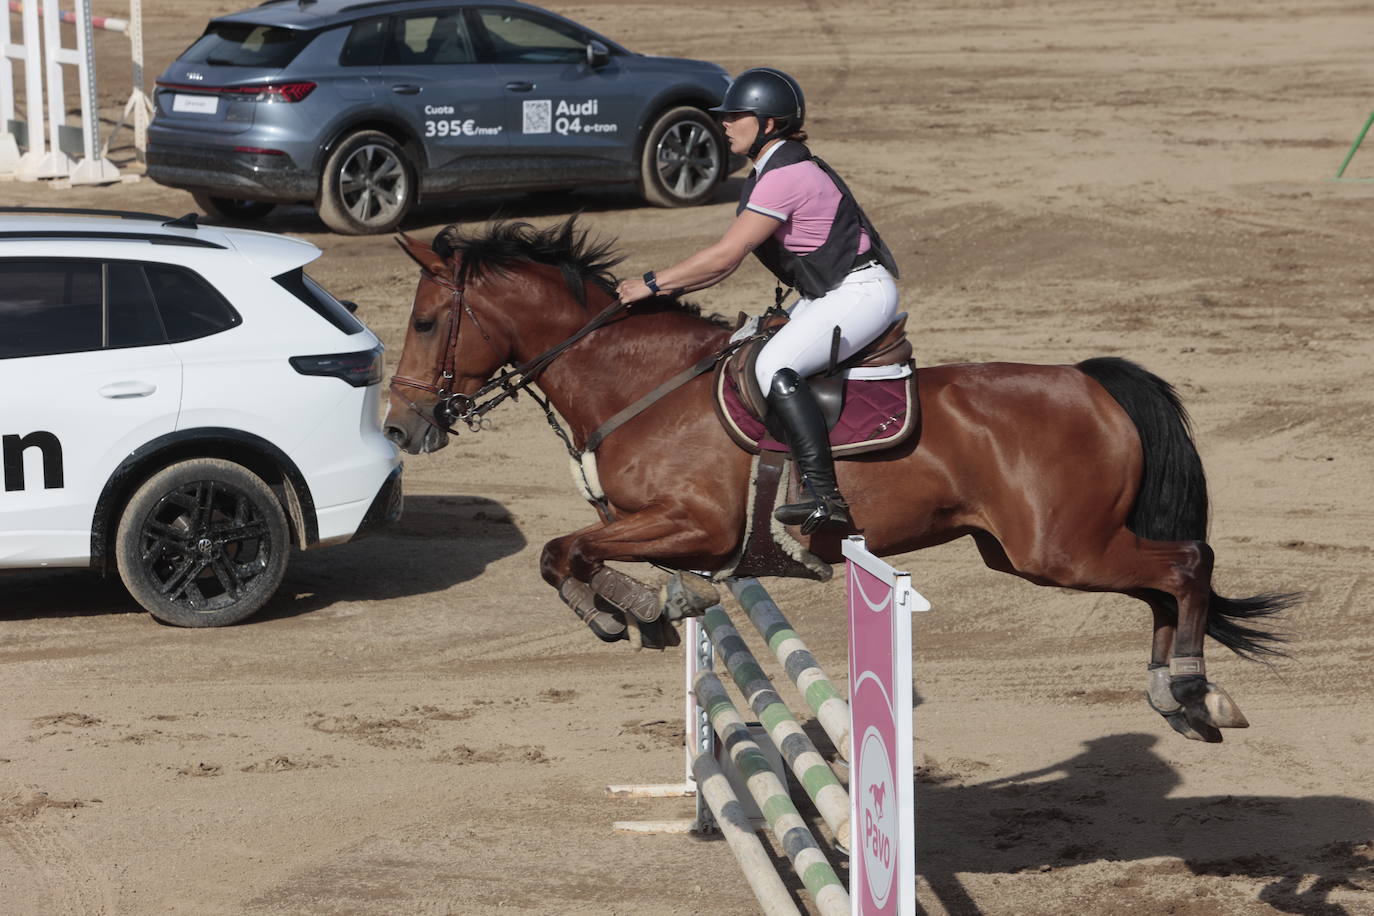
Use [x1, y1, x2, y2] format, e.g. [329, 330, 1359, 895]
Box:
[522, 100, 552, 135]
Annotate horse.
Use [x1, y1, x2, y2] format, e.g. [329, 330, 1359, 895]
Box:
[383, 217, 1295, 744]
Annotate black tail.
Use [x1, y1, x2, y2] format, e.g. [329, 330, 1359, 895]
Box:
[1077, 357, 1295, 660]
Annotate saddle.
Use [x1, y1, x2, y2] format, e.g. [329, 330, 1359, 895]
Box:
[713, 312, 919, 458]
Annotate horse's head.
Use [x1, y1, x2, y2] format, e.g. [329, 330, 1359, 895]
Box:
[383, 232, 512, 454]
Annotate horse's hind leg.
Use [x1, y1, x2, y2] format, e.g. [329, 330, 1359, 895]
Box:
[975, 527, 1245, 742]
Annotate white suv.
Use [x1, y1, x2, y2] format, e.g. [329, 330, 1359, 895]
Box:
[0, 207, 401, 626]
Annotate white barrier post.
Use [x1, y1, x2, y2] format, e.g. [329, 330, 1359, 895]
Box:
[844, 535, 929, 916]
[0, 0, 19, 169]
[606, 615, 717, 834]
[8, 0, 58, 178]
[38, 0, 71, 176]
[64, 0, 116, 182]
[103, 0, 151, 160]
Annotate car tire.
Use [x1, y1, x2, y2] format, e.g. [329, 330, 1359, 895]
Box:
[115, 459, 290, 627]
[317, 129, 415, 235]
[639, 106, 726, 208]
[192, 193, 276, 223]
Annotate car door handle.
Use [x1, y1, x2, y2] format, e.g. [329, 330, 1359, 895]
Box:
[99, 381, 157, 399]
[504, 81, 534, 92]
[391, 84, 421, 95]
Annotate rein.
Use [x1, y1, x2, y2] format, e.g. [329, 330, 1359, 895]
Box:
[390, 258, 749, 520]
[390, 261, 629, 440]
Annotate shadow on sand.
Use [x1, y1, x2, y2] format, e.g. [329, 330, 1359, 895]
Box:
[907, 732, 1372, 915]
[0, 495, 525, 625]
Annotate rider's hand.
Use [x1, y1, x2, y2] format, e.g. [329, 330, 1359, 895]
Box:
[616, 277, 653, 304]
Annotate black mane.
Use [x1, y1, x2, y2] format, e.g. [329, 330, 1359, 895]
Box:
[431, 216, 730, 326]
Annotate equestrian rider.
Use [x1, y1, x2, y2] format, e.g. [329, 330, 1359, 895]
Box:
[615, 67, 900, 533]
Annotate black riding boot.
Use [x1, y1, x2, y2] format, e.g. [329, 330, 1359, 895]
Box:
[767, 368, 852, 534]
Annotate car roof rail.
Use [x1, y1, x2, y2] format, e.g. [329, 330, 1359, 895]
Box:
[0, 205, 179, 222]
[0, 230, 225, 248]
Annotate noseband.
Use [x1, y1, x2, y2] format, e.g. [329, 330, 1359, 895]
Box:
[389, 258, 630, 436]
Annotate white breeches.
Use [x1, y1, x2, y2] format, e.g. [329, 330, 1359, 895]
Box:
[753, 263, 901, 394]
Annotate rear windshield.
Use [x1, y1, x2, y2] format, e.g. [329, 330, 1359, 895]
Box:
[179, 23, 315, 68]
[274, 268, 365, 335]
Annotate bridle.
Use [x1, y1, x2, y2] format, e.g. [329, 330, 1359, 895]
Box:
[389, 256, 630, 440]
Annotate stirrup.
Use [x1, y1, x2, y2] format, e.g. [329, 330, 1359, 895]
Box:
[774, 491, 851, 535]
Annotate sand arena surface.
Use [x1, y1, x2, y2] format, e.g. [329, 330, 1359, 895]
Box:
[3, 1, 1374, 912]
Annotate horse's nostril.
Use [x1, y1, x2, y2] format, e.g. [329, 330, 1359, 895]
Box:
[384, 426, 407, 444]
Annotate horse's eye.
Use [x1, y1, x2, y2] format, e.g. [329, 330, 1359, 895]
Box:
[414, 318, 436, 333]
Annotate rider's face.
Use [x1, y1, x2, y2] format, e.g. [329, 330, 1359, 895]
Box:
[721, 112, 772, 157]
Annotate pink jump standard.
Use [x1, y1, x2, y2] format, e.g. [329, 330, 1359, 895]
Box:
[845, 535, 929, 916]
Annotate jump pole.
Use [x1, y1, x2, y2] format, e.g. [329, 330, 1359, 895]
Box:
[700, 603, 851, 845]
[728, 577, 852, 761]
[5, 0, 56, 178]
[695, 670, 850, 916]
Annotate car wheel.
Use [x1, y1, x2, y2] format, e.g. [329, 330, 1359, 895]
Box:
[317, 129, 415, 235]
[115, 459, 290, 627]
[192, 193, 276, 223]
[639, 106, 726, 208]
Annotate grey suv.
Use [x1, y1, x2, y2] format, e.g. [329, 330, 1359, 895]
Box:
[147, 0, 734, 234]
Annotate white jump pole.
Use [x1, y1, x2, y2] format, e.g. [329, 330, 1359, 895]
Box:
[0, 0, 19, 171]
[66, 0, 116, 182]
[37, 0, 72, 177]
[10, 0, 56, 178]
[103, 0, 150, 160]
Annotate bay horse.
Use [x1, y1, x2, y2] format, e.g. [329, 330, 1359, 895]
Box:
[383, 218, 1294, 744]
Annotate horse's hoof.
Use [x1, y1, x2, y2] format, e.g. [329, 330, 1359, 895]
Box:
[559, 577, 628, 642]
[1164, 710, 1223, 743]
[587, 611, 628, 643]
[627, 617, 679, 651]
[1203, 682, 1249, 728]
[660, 572, 720, 621]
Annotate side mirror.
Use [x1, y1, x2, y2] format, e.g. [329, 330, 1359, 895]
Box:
[341, 300, 359, 314]
[585, 39, 609, 70]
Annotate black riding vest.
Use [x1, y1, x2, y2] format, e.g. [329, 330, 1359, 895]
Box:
[737, 142, 899, 300]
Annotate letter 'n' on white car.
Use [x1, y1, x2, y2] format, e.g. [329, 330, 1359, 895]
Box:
[0, 208, 401, 626]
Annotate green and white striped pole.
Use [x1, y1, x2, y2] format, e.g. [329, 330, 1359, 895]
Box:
[728, 577, 851, 760]
[701, 604, 851, 844]
[694, 671, 850, 916]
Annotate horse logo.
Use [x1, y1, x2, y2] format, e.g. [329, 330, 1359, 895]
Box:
[870, 781, 887, 818]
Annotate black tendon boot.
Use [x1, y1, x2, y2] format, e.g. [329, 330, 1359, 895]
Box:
[767, 368, 853, 534]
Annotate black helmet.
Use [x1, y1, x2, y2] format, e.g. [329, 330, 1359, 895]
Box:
[712, 67, 805, 157]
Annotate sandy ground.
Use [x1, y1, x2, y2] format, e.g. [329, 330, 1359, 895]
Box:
[3, 0, 1374, 913]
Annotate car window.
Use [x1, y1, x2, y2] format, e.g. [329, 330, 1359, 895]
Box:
[387, 11, 476, 66]
[475, 9, 585, 64]
[0, 260, 101, 359]
[340, 17, 387, 67]
[179, 22, 315, 68]
[106, 262, 167, 349]
[273, 267, 366, 335]
[144, 264, 241, 343]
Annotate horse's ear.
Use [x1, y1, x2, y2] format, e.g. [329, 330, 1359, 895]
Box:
[395, 232, 447, 276]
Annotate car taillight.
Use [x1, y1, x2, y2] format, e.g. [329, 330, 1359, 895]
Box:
[156, 80, 317, 103]
[290, 346, 383, 387]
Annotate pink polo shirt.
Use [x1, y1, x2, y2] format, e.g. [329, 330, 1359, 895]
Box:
[745, 142, 871, 256]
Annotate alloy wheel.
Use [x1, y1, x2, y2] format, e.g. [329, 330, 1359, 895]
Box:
[138, 479, 273, 613]
[338, 144, 409, 226]
[655, 121, 722, 200]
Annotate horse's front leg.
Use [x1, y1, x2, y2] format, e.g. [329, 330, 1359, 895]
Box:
[540, 521, 630, 642]
[541, 503, 732, 646]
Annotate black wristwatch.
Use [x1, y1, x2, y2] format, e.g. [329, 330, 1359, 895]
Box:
[643, 271, 661, 294]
